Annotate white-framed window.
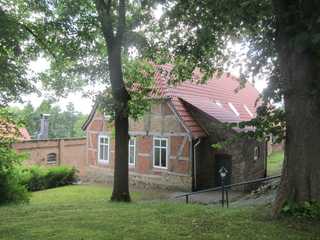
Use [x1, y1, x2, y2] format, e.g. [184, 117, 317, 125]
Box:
[244, 104, 254, 117]
[153, 137, 168, 168]
[254, 146, 259, 161]
[228, 102, 240, 116]
[128, 138, 136, 166]
[98, 135, 110, 163]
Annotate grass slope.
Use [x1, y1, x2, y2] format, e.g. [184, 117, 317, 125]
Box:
[268, 151, 284, 176]
[0, 185, 319, 240]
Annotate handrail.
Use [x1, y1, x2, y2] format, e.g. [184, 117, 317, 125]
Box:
[175, 175, 281, 204]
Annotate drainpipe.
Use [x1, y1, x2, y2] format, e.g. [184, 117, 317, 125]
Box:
[193, 139, 201, 191]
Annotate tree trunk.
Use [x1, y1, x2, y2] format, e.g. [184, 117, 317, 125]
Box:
[95, 0, 131, 202]
[108, 45, 131, 202]
[272, 0, 320, 215]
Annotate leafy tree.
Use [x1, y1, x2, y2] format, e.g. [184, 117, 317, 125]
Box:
[1, 0, 160, 202]
[163, 0, 320, 214]
[11, 100, 87, 139]
[0, 3, 39, 106]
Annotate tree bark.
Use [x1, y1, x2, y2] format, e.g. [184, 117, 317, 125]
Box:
[96, 0, 131, 202]
[272, 0, 320, 215]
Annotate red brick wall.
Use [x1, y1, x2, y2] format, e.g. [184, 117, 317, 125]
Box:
[13, 138, 87, 176]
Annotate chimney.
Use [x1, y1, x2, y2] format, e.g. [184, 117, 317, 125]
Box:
[37, 114, 50, 140]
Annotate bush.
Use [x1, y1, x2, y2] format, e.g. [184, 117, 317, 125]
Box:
[282, 201, 320, 219]
[21, 166, 78, 191]
[0, 109, 29, 205]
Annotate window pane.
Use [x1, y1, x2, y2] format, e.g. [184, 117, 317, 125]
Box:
[104, 145, 109, 161]
[161, 148, 166, 167]
[100, 145, 104, 160]
[129, 146, 135, 164]
[161, 140, 167, 147]
[155, 139, 160, 147]
[154, 148, 160, 166]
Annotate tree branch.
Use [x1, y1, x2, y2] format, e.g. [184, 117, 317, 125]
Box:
[96, 0, 115, 44]
[116, 0, 126, 41]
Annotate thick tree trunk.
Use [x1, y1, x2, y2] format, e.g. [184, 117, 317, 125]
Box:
[272, 0, 320, 215]
[108, 46, 131, 202]
[95, 0, 131, 202]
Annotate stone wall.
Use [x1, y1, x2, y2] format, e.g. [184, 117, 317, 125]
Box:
[186, 103, 267, 190]
[13, 138, 87, 176]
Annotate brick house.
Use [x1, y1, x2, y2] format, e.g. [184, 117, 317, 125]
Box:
[82, 65, 267, 191]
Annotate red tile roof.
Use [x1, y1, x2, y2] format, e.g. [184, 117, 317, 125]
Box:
[153, 64, 261, 138]
[19, 128, 31, 140]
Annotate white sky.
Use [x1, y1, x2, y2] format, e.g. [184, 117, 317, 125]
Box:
[9, 6, 268, 115]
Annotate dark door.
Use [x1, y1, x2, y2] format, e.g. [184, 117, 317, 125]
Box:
[215, 154, 232, 186]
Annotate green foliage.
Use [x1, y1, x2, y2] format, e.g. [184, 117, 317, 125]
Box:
[282, 201, 320, 220]
[21, 166, 78, 192]
[9, 100, 87, 139]
[267, 151, 284, 176]
[97, 59, 156, 121]
[0, 108, 29, 205]
[0, 3, 39, 105]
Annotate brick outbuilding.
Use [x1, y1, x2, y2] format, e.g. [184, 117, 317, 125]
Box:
[82, 65, 267, 191]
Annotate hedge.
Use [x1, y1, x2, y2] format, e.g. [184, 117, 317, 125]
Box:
[21, 166, 78, 192]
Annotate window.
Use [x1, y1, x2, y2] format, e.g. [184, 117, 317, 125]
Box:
[128, 138, 136, 166]
[153, 137, 168, 168]
[254, 146, 259, 161]
[228, 102, 240, 116]
[244, 104, 254, 117]
[47, 153, 57, 164]
[98, 135, 109, 163]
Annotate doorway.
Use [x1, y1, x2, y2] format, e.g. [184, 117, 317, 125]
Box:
[215, 154, 232, 186]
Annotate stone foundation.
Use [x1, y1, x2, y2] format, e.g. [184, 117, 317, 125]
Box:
[83, 165, 192, 191]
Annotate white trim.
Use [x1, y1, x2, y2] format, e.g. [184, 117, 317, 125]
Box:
[244, 104, 254, 117]
[128, 137, 136, 166]
[215, 100, 223, 108]
[228, 102, 240, 116]
[98, 135, 110, 164]
[153, 137, 168, 169]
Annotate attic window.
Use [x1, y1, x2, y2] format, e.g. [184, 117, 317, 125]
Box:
[215, 100, 223, 108]
[228, 102, 240, 116]
[47, 153, 57, 164]
[244, 104, 253, 117]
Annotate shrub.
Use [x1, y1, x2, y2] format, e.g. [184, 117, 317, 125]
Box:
[0, 109, 29, 205]
[282, 201, 320, 219]
[22, 166, 78, 191]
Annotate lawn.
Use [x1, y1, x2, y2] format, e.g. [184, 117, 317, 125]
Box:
[267, 151, 284, 176]
[0, 185, 319, 240]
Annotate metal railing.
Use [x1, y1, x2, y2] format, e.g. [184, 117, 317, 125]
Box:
[176, 175, 281, 207]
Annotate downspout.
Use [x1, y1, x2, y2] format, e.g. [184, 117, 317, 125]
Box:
[193, 138, 201, 191]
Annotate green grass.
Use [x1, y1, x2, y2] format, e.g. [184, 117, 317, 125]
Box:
[1, 185, 319, 240]
[268, 151, 284, 176]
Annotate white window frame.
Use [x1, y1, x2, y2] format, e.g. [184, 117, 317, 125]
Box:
[98, 135, 110, 164]
[153, 137, 168, 169]
[228, 102, 240, 116]
[128, 137, 136, 166]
